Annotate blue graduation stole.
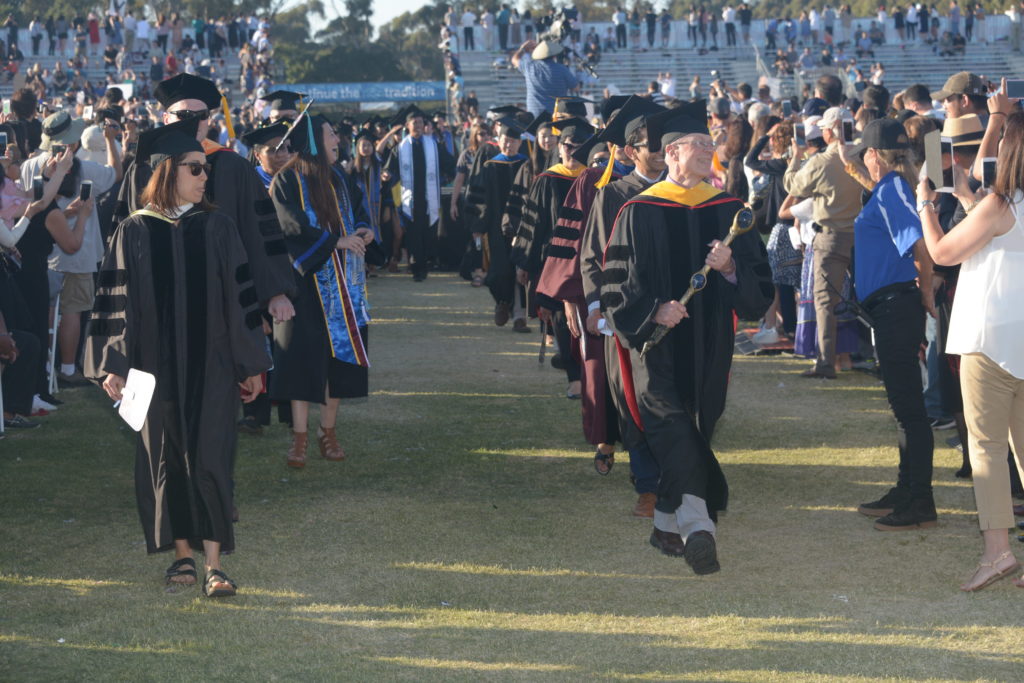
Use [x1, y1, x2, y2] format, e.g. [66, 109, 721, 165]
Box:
[296, 173, 369, 368]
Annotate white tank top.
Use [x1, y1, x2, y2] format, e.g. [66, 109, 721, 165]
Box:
[946, 192, 1024, 379]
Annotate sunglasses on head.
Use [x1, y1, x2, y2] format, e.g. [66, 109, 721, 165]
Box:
[170, 108, 211, 121]
[178, 161, 211, 177]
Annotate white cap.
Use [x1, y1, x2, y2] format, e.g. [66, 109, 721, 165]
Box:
[804, 115, 824, 140]
[820, 106, 853, 129]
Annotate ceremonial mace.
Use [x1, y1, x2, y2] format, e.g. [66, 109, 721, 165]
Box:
[639, 205, 755, 359]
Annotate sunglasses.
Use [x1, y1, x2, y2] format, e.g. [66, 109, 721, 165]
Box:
[178, 161, 211, 177]
[170, 109, 211, 121]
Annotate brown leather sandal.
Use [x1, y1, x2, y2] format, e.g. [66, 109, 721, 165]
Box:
[317, 426, 346, 461]
[286, 431, 308, 468]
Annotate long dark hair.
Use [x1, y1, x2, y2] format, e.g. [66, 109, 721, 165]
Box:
[140, 153, 215, 215]
[275, 120, 343, 233]
[352, 135, 379, 175]
[994, 112, 1024, 205]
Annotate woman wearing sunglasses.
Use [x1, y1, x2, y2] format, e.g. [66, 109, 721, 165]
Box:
[85, 118, 271, 598]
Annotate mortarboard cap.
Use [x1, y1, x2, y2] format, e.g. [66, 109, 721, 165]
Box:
[278, 112, 330, 156]
[645, 100, 710, 153]
[154, 73, 222, 109]
[571, 134, 605, 166]
[553, 116, 595, 143]
[524, 111, 553, 139]
[599, 95, 666, 148]
[495, 116, 526, 138]
[554, 96, 593, 119]
[390, 104, 427, 128]
[263, 90, 306, 112]
[137, 117, 204, 167]
[354, 128, 377, 144]
[240, 121, 291, 148]
[601, 95, 631, 122]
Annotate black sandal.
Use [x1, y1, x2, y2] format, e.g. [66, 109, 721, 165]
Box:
[594, 450, 614, 476]
[165, 558, 197, 585]
[203, 569, 238, 598]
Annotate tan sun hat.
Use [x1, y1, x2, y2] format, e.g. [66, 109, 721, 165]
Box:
[531, 39, 565, 61]
[941, 113, 985, 147]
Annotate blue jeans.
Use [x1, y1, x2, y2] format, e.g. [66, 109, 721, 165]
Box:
[629, 440, 659, 495]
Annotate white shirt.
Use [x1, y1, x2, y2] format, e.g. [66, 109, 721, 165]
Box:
[136, 19, 150, 38]
[613, 11, 626, 25]
[659, 76, 676, 98]
[461, 11, 476, 28]
[481, 11, 493, 29]
[124, 14, 137, 31]
[907, 7, 918, 22]
[946, 192, 1024, 379]
[723, 8, 735, 23]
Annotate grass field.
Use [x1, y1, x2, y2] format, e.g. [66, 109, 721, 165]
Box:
[2, 272, 1022, 682]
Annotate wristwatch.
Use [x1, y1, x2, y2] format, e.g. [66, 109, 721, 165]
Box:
[917, 199, 936, 213]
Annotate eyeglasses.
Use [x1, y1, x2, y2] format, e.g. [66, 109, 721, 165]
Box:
[170, 109, 211, 121]
[677, 139, 717, 151]
[178, 161, 211, 177]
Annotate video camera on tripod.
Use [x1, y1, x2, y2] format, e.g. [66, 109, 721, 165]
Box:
[537, 10, 599, 79]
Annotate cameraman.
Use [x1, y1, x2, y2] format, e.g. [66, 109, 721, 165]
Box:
[511, 38, 579, 116]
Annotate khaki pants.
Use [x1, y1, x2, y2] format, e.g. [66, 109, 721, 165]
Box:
[811, 228, 854, 373]
[960, 353, 1024, 531]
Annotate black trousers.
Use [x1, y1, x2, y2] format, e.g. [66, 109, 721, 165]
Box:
[868, 286, 934, 497]
[725, 23, 737, 46]
[498, 23, 508, 50]
[2, 330, 41, 416]
[464, 26, 475, 50]
[616, 24, 627, 47]
[552, 311, 581, 383]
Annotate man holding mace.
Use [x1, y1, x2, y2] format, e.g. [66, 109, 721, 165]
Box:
[600, 101, 773, 574]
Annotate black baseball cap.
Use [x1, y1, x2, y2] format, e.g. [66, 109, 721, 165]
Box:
[847, 118, 909, 156]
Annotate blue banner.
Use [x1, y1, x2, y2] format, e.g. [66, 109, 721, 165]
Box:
[280, 82, 447, 103]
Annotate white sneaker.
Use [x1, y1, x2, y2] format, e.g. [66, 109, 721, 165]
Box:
[33, 394, 58, 412]
[751, 326, 780, 346]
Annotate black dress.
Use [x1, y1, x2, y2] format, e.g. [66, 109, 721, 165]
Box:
[11, 201, 58, 395]
[85, 208, 271, 554]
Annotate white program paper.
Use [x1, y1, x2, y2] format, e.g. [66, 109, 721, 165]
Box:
[118, 369, 156, 432]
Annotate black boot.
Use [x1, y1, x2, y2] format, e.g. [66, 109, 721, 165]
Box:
[874, 496, 938, 531]
[857, 486, 911, 518]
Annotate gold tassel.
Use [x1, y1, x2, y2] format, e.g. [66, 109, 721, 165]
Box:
[595, 144, 617, 188]
[221, 95, 236, 143]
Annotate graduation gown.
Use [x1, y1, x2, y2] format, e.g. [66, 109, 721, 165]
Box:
[536, 165, 626, 445]
[466, 153, 528, 306]
[601, 181, 773, 515]
[270, 168, 373, 403]
[501, 158, 537, 240]
[582, 172, 658, 450]
[114, 144, 296, 306]
[85, 209, 271, 554]
[510, 163, 583, 281]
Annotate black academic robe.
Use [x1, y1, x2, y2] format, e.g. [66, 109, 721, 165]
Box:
[384, 136, 456, 274]
[510, 164, 582, 281]
[466, 154, 528, 306]
[601, 181, 773, 516]
[501, 157, 539, 239]
[269, 168, 372, 403]
[85, 209, 271, 554]
[583, 172, 657, 450]
[114, 146, 296, 306]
